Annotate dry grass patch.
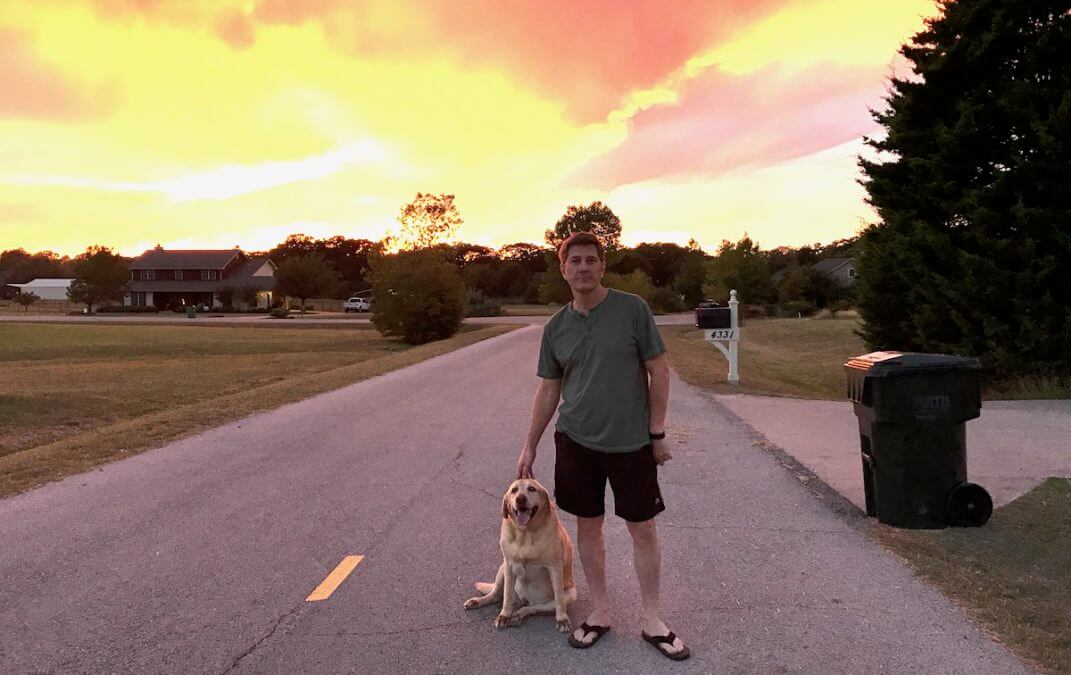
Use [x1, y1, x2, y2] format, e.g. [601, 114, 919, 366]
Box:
[872, 478, 1071, 675]
[660, 316, 867, 399]
[500, 303, 560, 316]
[0, 322, 518, 498]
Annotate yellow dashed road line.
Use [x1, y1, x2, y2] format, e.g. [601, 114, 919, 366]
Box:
[306, 555, 364, 602]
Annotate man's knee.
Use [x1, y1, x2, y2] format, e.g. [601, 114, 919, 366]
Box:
[576, 515, 604, 540]
[625, 518, 659, 547]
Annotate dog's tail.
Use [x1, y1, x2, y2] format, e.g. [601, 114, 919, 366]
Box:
[474, 582, 495, 594]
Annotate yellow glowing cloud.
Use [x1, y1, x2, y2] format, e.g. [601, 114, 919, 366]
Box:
[0, 0, 943, 256]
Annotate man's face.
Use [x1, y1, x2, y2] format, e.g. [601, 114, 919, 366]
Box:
[560, 244, 606, 293]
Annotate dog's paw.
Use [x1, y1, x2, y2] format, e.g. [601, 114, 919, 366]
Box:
[556, 617, 571, 633]
[463, 597, 480, 609]
[494, 613, 517, 629]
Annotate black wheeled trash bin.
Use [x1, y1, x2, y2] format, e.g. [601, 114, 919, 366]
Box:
[844, 351, 992, 529]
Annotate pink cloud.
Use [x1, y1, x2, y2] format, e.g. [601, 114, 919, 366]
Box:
[569, 63, 890, 190]
[76, 0, 801, 122]
[216, 11, 256, 49]
[413, 0, 789, 123]
[0, 29, 116, 120]
[254, 0, 791, 123]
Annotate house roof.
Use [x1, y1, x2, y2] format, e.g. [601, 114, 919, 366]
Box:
[10, 278, 75, 288]
[228, 256, 276, 280]
[129, 249, 240, 270]
[812, 258, 853, 275]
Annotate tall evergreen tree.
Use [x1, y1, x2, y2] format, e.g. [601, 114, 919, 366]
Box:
[858, 0, 1071, 376]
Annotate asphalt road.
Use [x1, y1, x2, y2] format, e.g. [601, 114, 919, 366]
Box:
[0, 325, 1030, 673]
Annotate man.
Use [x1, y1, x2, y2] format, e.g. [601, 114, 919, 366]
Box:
[516, 231, 690, 661]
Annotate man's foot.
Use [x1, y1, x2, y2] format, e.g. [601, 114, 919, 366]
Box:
[570, 609, 612, 648]
[641, 620, 689, 660]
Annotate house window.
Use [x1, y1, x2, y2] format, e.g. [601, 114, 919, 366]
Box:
[131, 292, 145, 307]
[200, 270, 217, 280]
[848, 268, 856, 277]
[142, 270, 155, 280]
[175, 270, 183, 280]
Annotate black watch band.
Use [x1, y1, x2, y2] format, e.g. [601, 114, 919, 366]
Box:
[649, 431, 666, 440]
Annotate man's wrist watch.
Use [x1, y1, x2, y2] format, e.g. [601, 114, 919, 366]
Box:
[649, 431, 666, 440]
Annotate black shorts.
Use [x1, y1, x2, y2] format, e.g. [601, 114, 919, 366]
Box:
[553, 431, 666, 523]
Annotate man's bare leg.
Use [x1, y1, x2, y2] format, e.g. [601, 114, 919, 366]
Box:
[626, 518, 686, 656]
[572, 515, 612, 645]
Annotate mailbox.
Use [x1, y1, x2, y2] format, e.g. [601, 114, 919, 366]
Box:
[695, 306, 731, 329]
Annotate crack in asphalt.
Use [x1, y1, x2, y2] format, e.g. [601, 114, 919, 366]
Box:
[302, 617, 482, 638]
[222, 603, 306, 674]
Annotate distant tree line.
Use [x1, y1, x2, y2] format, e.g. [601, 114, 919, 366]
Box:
[2, 229, 859, 317]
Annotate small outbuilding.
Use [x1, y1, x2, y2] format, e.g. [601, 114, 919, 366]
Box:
[9, 278, 75, 301]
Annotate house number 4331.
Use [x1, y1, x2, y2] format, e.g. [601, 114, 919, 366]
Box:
[705, 329, 738, 341]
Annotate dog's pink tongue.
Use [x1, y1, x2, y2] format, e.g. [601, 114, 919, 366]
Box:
[517, 510, 532, 526]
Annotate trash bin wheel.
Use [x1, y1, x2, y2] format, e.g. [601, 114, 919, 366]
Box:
[946, 482, 992, 527]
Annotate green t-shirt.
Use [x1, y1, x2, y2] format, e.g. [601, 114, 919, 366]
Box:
[537, 288, 667, 453]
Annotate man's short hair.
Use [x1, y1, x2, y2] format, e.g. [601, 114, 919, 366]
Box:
[558, 231, 605, 263]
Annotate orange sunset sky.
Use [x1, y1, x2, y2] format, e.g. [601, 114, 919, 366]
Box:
[0, 0, 939, 257]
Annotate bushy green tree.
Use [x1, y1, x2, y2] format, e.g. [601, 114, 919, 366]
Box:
[237, 284, 259, 309]
[603, 270, 655, 304]
[538, 252, 572, 305]
[673, 249, 706, 307]
[498, 242, 549, 274]
[545, 201, 622, 253]
[68, 246, 129, 314]
[633, 243, 689, 287]
[858, 0, 1071, 376]
[274, 256, 339, 314]
[368, 249, 467, 344]
[14, 291, 39, 311]
[492, 261, 529, 298]
[0, 249, 73, 298]
[702, 236, 774, 304]
[396, 193, 462, 250]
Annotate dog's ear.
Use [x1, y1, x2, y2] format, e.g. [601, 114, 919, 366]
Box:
[536, 482, 551, 506]
[502, 493, 510, 520]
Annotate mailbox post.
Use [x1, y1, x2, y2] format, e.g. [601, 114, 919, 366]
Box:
[695, 289, 740, 384]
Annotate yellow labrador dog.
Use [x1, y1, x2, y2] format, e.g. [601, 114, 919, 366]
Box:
[464, 478, 576, 632]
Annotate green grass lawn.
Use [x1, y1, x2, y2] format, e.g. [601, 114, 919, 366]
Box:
[661, 316, 1071, 400]
[661, 316, 868, 400]
[0, 322, 517, 498]
[874, 478, 1070, 674]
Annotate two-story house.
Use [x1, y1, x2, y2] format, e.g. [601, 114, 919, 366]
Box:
[126, 246, 277, 310]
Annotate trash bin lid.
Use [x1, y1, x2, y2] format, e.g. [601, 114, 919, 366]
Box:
[845, 351, 981, 377]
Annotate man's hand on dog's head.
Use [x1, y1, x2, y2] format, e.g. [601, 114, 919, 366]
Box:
[517, 447, 536, 479]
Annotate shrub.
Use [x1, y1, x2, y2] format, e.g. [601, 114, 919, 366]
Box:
[369, 249, 466, 344]
[650, 286, 684, 313]
[465, 288, 502, 317]
[524, 277, 542, 304]
[603, 270, 654, 304]
[270, 307, 290, 319]
[827, 299, 853, 318]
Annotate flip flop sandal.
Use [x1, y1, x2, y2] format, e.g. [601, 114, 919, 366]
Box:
[642, 631, 691, 661]
[568, 623, 611, 649]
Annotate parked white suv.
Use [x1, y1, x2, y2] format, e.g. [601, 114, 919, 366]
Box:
[343, 296, 372, 313]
